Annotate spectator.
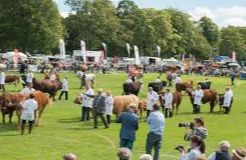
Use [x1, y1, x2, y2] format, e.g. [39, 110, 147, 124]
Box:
[208, 141, 231, 160]
[232, 147, 246, 160]
[192, 85, 204, 114]
[175, 74, 182, 88]
[180, 136, 206, 160]
[162, 89, 173, 118]
[116, 104, 139, 150]
[185, 117, 208, 141]
[0, 70, 5, 92]
[231, 71, 236, 85]
[118, 148, 132, 160]
[140, 154, 153, 160]
[63, 153, 77, 160]
[81, 84, 94, 121]
[20, 94, 38, 135]
[105, 91, 114, 125]
[166, 71, 173, 87]
[223, 87, 233, 114]
[93, 89, 108, 129]
[146, 87, 159, 118]
[59, 77, 68, 100]
[146, 104, 165, 160]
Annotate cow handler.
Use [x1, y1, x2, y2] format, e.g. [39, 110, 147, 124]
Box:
[20, 93, 38, 135]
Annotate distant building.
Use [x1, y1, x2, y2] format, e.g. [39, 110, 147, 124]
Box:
[73, 50, 105, 64]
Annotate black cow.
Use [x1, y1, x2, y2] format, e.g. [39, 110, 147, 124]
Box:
[123, 82, 142, 96]
[148, 81, 167, 93]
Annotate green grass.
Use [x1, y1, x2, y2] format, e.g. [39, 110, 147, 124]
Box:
[0, 72, 246, 160]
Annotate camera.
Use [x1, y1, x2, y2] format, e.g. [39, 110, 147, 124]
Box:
[175, 145, 185, 152]
[178, 122, 194, 129]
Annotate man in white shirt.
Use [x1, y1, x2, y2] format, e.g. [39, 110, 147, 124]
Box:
[59, 77, 68, 100]
[0, 70, 5, 92]
[146, 87, 159, 118]
[20, 93, 38, 135]
[20, 83, 36, 95]
[162, 89, 173, 118]
[223, 87, 233, 114]
[26, 70, 34, 84]
[175, 75, 182, 85]
[192, 85, 204, 114]
[81, 84, 94, 121]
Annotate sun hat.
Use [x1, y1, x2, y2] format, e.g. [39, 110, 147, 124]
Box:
[232, 148, 246, 160]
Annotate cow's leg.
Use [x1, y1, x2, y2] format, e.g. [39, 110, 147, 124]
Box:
[16, 110, 21, 126]
[36, 107, 44, 126]
[210, 102, 214, 113]
[2, 112, 5, 123]
[9, 112, 13, 123]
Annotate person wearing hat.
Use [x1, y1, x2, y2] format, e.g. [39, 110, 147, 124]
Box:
[20, 93, 38, 135]
[146, 87, 159, 118]
[223, 86, 233, 114]
[232, 148, 246, 160]
[92, 88, 108, 129]
[118, 148, 132, 160]
[116, 104, 139, 150]
[0, 70, 5, 92]
[208, 141, 231, 160]
[162, 88, 173, 118]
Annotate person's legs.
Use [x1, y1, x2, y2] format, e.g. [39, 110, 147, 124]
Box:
[153, 135, 162, 160]
[58, 91, 64, 100]
[94, 113, 98, 128]
[81, 106, 86, 121]
[28, 120, 34, 134]
[126, 139, 134, 150]
[20, 120, 26, 135]
[146, 110, 151, 118]
[106, 115, 111, 125]
[120, 139, 127, 148]
[99, 113, 108, 128]
[193, 104, 197, 114]
[165, 108, 168, 118]
[85, 107, 90, 121]
[169, 108, 173, 117]
[197, 105, 201, 113]
[146, 133, 155, 156]
[65, 91, 68, 100]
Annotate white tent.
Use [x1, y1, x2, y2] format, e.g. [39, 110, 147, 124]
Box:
[2, 52, 28, 61]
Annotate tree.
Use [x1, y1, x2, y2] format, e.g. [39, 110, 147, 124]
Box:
[117, 0, 138, 17]
[199, 16, 220, 48]
[0, 0, 63, 53]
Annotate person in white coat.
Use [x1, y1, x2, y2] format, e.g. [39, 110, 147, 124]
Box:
[162, 89, 173, 118]
[81, 84, 94, 121]
[20, 83, 36, 95]
[59, 77, 68, 100]
[192, 85, 204, 114]
[26, 70, 34, 84]
[20, 93, 38, 135]
[105, 91, 114, 125]
[175, 75, 182, 89]
[0, 70, 5, 92]
[146, 87, 159, 118]
[223, 87, 233, 114]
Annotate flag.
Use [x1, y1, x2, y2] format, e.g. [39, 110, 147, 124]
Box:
[157, 46, 161, 58]
[59, 39, 66, 58]
[126, 43, 131, 57]
[102, 42, 107, 58]
[134, 46, 140, 65]
[232, 51, 236, 62]
[80, 40, 86, 64]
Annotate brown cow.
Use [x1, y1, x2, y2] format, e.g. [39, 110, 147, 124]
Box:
[32, 78, 62, 101]
[176, 80, 193, 92]
[5, 75, 20, 87]
[160, 92, 183, 115]
[123, 82, 142, 96]
[0, 91, 50, 126]
[113, 95, 139, 115]
[187, 89, 218, 112]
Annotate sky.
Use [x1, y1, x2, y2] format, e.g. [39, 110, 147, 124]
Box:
[55, 0, 246, 27]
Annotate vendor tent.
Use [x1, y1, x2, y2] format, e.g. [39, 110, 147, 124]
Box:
[2, 52, 28, 61]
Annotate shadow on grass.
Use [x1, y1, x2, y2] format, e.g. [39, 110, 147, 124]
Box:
[0, 123, 19, 133]
[58, 117, 82, 123]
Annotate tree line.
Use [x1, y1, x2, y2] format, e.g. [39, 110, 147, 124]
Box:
[0, 0, 245, 60]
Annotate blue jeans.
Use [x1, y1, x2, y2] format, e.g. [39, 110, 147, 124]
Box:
[146, 132, 162, 160]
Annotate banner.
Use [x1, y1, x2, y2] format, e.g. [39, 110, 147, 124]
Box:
[126, 43, 131, 57]
[80, 40, 87, 64]
[157, 46, 161, 58]
[102, 42, 107, 58]
[59, 39, 66, 58]
[134, 45, 140, 65]
[232, 51, 236, 62]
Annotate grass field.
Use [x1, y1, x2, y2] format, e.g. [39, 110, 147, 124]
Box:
[0, 72, 246, 160]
